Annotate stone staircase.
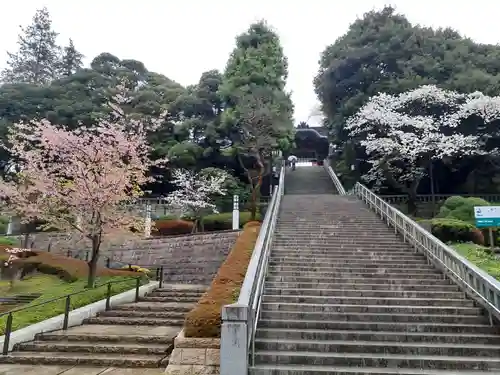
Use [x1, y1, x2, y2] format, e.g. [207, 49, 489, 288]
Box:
[1, 284, 206, 367]
[250, 167, 500, 374]
[0, 231, 240, 368]
[284, 165, 335, 195]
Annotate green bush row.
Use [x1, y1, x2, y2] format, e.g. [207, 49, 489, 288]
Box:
[156, 211, 262, 232]
[430, 218, 483, 244]
[430, 196, 494, 245]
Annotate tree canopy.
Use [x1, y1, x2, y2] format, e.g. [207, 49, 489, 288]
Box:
[0, 10, 295, 201]
[315, 6, 500, 196]
[315, 6, 500, 144]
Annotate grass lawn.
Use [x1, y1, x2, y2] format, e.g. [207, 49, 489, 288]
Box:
[0, 274, 64, 296]
[0, 274, 143, 334]
[452, 243, 500, 280]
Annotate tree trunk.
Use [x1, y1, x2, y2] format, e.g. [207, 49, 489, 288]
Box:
[407, 192, 418, 217]
[406, 179, 421, 217]
[23, 233, 30, 249]
[238, 153, 265, 221]
[380, 160, 423, 217]
[87, 235, 101, 288]
[249, 176, 262, 221]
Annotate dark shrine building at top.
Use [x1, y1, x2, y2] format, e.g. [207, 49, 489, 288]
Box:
[291, 122, 329, 162]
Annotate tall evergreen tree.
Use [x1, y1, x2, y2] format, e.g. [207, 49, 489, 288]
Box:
[1, 7, 60, 85]
[219, 20, 295, 219]
[59, 38, 84, 77]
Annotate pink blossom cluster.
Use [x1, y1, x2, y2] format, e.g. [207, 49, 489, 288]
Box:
[0, 85, 168, 244]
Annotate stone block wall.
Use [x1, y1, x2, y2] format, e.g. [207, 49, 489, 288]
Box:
[166, 330, 220, 375]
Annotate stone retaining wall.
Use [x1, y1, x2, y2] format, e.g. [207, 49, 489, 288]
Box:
[166, 329, 220, 375]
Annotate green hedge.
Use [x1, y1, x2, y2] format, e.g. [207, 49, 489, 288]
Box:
[437, 196, 490, 224]
[431, 218, 483, 244]
[203, 212, 262, 231]
[154, 211, 262, 234]
[0, 236, 17, 246]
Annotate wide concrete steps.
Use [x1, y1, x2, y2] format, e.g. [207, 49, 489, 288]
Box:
[0, 351, 169, 367]
[284, 166, 337, 195]
[1, 285, 206, 368]
[252, 192, 500, 374]
[250, 364, 498, 375]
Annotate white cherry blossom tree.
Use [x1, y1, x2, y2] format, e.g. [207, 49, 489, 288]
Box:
[165, 168, 229, 232]
[346, 85, 485, 213]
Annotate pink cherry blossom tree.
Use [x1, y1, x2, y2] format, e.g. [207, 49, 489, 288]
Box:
[345, 85, 485, 214]
[0, 87, 167, 288]
[165, 168, 228, 232]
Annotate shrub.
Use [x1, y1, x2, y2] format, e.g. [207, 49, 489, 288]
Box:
[0, 217, 9, 235]
[121, 265, 151, 274]
[0, 236, 17, 246]
[151, 212, 262, 236]
[431, 218, 480, 243]
[203, 212, 262, 232]
[244, 221, 262, 229]
[183, 223, 261, 338]
[437, 196, 490, 224]
[0, 246, 139, 280]
[442, 196, 468, 211]
[153, 219, 193, 236]
[471, 229, 486, 246]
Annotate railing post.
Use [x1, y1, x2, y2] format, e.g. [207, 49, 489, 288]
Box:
[2, 313, 12, 354]
[144, 203, 152, 237]
[232, 195, 239, 230]
[105, 283, 112, 311]
[221, 304, 249, 375]
[159, 266, 164, 288]
[135, 277, 141, 302]
[63, 295, 71, 330]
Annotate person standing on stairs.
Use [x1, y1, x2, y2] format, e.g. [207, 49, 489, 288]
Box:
[287, 155, 297, 170]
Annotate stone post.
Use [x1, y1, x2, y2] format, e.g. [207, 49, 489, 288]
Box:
[232, 195, 239, 230]
[6, 217, 13, 235]
[220, 303, 248, 375]
[144, 203, 152, 237]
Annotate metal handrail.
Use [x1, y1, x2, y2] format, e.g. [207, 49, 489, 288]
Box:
[324, 159, 347, 195]
[322, 162, 500, 323]
[220, 162, 285, 375]
[0, 272, 156, 355]
[353, 183, 500, 323]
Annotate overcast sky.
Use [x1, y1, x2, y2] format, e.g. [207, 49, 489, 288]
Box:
[1, 0, 500, 126]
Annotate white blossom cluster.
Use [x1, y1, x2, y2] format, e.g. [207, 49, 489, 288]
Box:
[345, 84, 499, 189]
[165, 169, 229, 215]
[3, 247, 30, 267]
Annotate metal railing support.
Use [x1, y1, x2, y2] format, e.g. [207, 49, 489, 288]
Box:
[323, 162, 500, 324]
[324, 159, 347, 195]
[353, 182, 500, 323]
[220, 162, 285, 374]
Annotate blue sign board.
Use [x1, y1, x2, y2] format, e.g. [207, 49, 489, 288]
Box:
[474, 206, 500, 228]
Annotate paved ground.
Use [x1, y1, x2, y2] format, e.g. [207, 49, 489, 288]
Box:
[0, 365, 165, 375]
